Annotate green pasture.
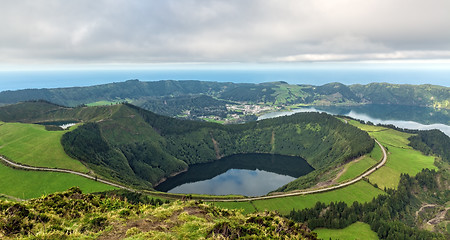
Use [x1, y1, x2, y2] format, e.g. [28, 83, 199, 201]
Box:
[348, 119, 437, 189]
[314, 221, 379, 240]
[0, 163, 116, 199]
[0, 122, 88, 172]
[369, 129, 413, 148]
[215, 181, 384, 215]
[368, 145, 437, 189]
[346, 119, 387, 132]
[338, 143, 381, 182]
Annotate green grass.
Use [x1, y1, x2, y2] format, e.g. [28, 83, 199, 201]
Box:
[272, 84, 306, 104]
[252, 181, 383, 215]
[338, 143, 381, 182]
[213, 181, 384, 215]
[314, 221, 379, 240]
[348, 119, 437, 189]
[368, 145, 437, 189]
[346, 119, 387, 132]
[212, 201, 257, 214]
[369, 129, 412, 148]
[0, 163, 117, 199]
[86, 99, 131, 106]
[0, 122, 88, 172]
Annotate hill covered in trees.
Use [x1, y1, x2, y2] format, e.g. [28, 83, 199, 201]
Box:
[0, 81, 448, 120]
[0, 101, 373, 191]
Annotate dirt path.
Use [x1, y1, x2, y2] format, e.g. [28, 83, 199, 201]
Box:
[0, 139, 387, 202]
[427, 207, 449, 225]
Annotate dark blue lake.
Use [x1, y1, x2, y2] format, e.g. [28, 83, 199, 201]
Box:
[155, 153, 314, 196]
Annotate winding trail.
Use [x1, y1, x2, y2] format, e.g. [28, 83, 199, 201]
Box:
[0, 139, 387, 202]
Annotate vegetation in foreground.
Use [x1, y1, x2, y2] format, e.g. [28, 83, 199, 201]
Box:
[0, 187, 317, 239]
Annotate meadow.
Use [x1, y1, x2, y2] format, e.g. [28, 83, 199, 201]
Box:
[314, 221, 379, 240]
[0, 122, 88, 172]
[0, 163, 116, 199]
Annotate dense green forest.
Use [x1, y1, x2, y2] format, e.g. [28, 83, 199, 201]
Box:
[0, 101, 373, 191]
[0, 81, 448, 116]
[288, 168, 449, 239]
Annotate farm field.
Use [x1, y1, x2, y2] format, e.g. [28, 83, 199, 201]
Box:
[314, 221, 379, 240]
[0, 163, 116, 199]
[0, 122, 88, 173]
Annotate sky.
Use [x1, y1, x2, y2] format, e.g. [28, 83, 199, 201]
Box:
[1, 0, 450, 68]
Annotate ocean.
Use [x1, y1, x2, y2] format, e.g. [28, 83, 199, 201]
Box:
[0, 67, 450, 92]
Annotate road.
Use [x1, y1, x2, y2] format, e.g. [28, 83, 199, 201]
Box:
[0, 139, 387, 202]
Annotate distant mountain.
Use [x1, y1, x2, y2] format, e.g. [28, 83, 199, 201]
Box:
[0, 80, 448, 113]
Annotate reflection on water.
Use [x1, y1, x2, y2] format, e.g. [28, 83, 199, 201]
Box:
[155, 153, 314, 196]
[168, 169, 295, 196]
[259, 104, 450, 137]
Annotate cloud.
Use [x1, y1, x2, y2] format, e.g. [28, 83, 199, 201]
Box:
[1, 0, 450, 64]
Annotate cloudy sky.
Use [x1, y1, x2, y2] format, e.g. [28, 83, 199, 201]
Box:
[1, 0, 450, 67]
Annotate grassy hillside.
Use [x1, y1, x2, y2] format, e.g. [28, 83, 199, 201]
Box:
[0, 122, 88, 173]
[0, 187, 318, 239]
